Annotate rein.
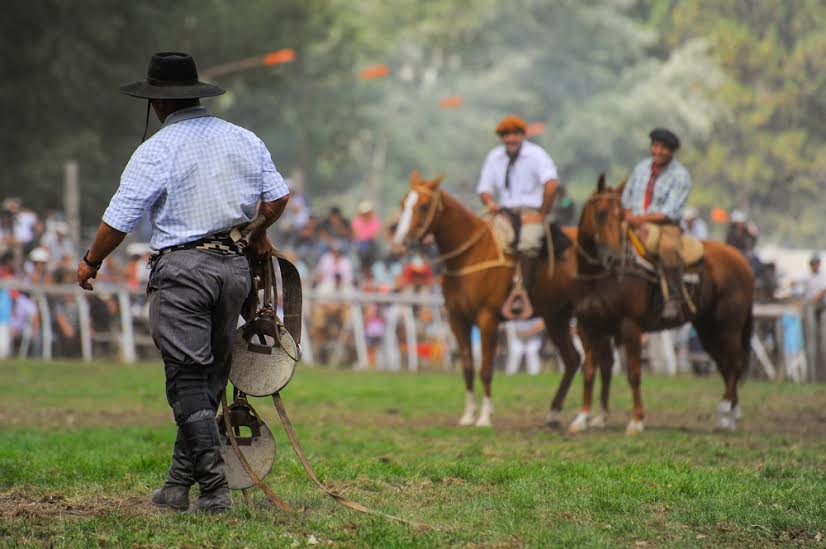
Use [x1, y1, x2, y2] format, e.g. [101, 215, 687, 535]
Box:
[411, 186, 512, 277]
[575, 191, 657, 283]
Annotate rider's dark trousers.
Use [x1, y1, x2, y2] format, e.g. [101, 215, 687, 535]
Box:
[148, 250, 250, 425]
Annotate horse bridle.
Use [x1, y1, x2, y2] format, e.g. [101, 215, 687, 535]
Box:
[408, 185, 443, 243]
[577, 191, 629, 273]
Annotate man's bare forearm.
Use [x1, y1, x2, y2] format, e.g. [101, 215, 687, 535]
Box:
[87, 222, 127, 264]
[250, 195, 289, 240]
[540, 180, 558, 217]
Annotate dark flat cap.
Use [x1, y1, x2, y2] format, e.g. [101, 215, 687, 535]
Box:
[649, 128, 680, 151]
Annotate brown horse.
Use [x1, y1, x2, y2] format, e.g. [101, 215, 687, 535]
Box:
[571, 175, 754, 433]
[392, 171, 582, 427]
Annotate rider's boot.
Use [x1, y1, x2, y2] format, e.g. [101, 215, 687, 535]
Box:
[180, 410, 232, 514]
[150, 428, 193, 511]
[661, 267, 684, 320]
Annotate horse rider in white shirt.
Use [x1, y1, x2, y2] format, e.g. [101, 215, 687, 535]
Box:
[477, 115, 559, 317]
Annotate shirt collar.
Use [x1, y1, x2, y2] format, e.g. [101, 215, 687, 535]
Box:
[162, 106, 213, 128]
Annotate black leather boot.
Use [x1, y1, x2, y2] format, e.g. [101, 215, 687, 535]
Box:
[180, 410, 232, 514]
[150, 428, 193, 511]
[662, 267, 684, 320]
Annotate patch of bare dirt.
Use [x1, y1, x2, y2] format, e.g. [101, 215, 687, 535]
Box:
[0, 489, 156, 521]
[296, 401, 826, 438]
[0, 407, 170, 429]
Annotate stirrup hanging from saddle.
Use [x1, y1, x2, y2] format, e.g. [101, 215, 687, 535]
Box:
[501, 264, 534, 320]
[230, 306, 300, 397]
[217, 397, 276, 490]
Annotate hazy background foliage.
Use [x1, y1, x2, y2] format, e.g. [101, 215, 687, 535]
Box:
[1, 0, 823, 244]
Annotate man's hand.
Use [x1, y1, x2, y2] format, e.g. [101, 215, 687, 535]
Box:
[77, 260, 98, 291]
[250, 233, 275, 259]
[485, 201, 501, 214]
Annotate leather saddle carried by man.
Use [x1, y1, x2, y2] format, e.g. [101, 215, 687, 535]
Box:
[477, 115, 567, 320]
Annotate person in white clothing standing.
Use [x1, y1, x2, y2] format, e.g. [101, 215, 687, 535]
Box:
[477, 115, 559, 317]
[504, 318, 545, 375]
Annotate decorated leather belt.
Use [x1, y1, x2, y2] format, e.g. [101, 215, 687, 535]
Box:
[157, 232, 243, 257]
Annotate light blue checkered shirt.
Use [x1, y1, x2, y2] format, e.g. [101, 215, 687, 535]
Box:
[103, 106, 289, 250]
[621, 158, 692, 222]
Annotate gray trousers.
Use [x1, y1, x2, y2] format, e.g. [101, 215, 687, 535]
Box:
[148, 250, 250, 425]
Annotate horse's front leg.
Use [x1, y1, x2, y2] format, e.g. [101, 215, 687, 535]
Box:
[621, 322, 645, 434]
[475, 308, 499, 427]
[569, 327, 600, 433]
[545, 310, 581, 427]
[447, 311, 476, 426]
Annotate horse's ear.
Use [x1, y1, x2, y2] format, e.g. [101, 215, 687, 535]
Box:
[409, 170, 421, 185]
[426, 175, 445, 189]
[596, 173, 606, 193]
[615, 176, 628, 196]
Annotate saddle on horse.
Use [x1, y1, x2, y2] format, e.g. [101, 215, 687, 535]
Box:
[629, 222, 704, 321]
[491, 210, 572, 319]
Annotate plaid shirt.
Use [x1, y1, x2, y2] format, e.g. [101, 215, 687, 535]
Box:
[103, 107, 288, 250]
[621, 158, 692, 221]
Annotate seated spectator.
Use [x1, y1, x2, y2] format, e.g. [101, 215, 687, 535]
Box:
[320, 206, 352, 248]
[42, 221, 76, 263]
[803, 253, 826, 309]
[682, 207, 709, 240]
[395, 253, 434, 293]
[52, 268, 82, 357]
[725, 210, 758, 256]
[315, 240, 353, 292]
[352, 201, 381, 270]
[24, 248, 52, 285]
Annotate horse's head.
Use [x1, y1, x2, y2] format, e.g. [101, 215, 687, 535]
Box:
[392, 170, 445, 245]
[578, 173, 627, 266]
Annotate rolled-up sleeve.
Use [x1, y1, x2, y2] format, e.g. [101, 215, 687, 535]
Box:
[260, 140, 289, 202]
[476, 151, 499, 195]
[102, 148, 166, 233]
[535, 149, 558, 183]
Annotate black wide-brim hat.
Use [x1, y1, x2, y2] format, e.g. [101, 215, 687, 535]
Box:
[120, 52, 224, 99]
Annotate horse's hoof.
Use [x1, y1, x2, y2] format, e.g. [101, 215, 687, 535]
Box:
[458, 414, 476, 426]
[714, 401, 736, 432]
[714, 417, 736, 432]
[625, 419, 644, 435]
[589, 412, 608, 430]
[568, 412, 590, 433]
[545, 410, 562, 428]
[474, 416, 492, 427]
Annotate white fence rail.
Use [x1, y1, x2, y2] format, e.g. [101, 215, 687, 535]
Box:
[0, 280, 822, 382]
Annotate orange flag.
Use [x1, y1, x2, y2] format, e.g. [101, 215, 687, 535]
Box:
[359, 64, 390, 79]
[711, 207, 729, 223]
[439, 96, 463, 108]
[526, 122, 546, 137]
[263, 49, 296, 65]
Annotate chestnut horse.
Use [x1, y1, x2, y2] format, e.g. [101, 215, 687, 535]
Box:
[571, 175, 754, 433]
[392, 172, 582, 427]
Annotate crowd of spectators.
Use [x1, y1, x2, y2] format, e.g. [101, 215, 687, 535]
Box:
[1, 188, 823, 372]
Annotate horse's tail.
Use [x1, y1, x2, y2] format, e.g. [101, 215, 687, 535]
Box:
[742, 306, 754, 371]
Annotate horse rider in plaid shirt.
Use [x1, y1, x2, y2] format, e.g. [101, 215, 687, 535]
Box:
[76, 52, 290, 513]
[621, 128, 693, 320]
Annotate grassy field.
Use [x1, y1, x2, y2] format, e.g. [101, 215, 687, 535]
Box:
[0, 359, 825, 548]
